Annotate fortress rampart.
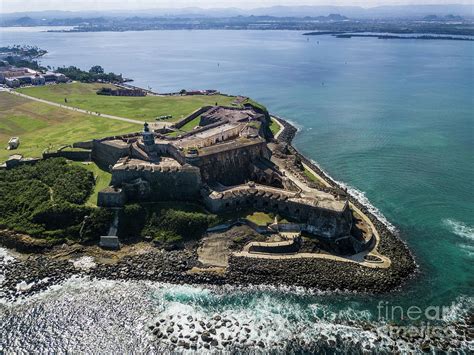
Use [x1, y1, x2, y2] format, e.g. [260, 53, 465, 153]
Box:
[111, 158, 202, 201]
[203, 183, 352, 239]
[90, 105, 354, 240]
[186, 140, 270, 185]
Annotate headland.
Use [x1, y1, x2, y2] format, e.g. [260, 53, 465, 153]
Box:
[0, 56, 417, 300]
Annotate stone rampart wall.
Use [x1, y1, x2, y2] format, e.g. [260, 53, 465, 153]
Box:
[72, 140, 94, 150]
[173, 106, 212, 129]
[204, 191, 352, 239]
[112, 164, 202, 201]
[189, 141, 270, 185]
[92, 140, 130, 169]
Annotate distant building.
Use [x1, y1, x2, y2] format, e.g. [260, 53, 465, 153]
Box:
[96, 87, 146, 96]
[0, 65, 68, 87]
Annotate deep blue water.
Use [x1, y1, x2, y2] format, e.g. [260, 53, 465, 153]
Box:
[0, 28, 473, 352]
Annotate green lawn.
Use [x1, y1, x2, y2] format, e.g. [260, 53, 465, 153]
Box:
[179, 116, 201, 132]
[303, 165, 327, 188]
[303, 166, 319, 182]
[0, 92, 140, 163]
[269, 118, 281, 136]
[72, 162, 112, 206]
[167, 116, 202, 137]
[246, 211, 275, 225]
[17, 82, 236, 122]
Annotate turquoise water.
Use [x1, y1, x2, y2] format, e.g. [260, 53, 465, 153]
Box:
[0, 29, 473, 351]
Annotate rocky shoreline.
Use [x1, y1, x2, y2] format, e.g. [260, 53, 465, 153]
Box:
[1, 249, 469, 353]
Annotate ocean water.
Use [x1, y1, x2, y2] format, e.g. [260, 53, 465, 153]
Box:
[0, 29, 473, 351]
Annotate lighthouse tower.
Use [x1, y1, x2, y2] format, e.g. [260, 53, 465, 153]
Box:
[142, 122, 154, 146]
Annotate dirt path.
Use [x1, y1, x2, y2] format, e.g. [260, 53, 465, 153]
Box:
[271, 116, 285, 139]
[4, 88, 172, 128]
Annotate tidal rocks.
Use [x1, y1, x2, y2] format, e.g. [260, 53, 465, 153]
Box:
[1, 255, 76, 300]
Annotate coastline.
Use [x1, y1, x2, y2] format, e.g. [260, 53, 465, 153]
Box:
[1, 108, 417, 301]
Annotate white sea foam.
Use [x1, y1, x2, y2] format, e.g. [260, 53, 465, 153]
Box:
[0, 247, 15, 264]
[443, 219, 474, 241]
[440, 295, 474, 323]
[15, 280, 35, 292]
[70, 256, 97, 270]
[444, 219, 474, 257]
[272, 114, 303, 132]
[2, 277, 472, 352]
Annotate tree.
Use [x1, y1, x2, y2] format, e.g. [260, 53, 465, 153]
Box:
[89, 65, 105, 74]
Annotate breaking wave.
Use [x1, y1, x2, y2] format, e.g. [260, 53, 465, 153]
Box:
[0, 247, 15, 265]
[444, 219, 474, 257]
[2, 277, 472, 352]
[443, 219, 474, 241]
[0, 247, 15, 291]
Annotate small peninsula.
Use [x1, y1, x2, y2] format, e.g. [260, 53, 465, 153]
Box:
[0, 55, 416, 300]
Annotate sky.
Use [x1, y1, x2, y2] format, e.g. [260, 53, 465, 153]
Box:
[0, 0, 472, 14]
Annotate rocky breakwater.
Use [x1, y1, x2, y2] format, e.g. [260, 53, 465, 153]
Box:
[272, 116, 297, 144]
[88, 250, 227, 286]
[1, 255, 77, 300]
[145, 306, 473, 352]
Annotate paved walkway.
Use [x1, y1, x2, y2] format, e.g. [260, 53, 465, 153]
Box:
[4, 88, 172, 128]
[234, 249, 390, 269]
[271, 116, 285, 140]
[237, 153, 391, 269]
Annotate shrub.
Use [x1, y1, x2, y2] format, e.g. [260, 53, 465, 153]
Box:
[118, 204, 146, 239]
[32, 202, 91, 230]
[80, 208, 114, 242]
[158, 209, 216, 240]
[0, 158, 111, 244]
[153, 230, 183, 250]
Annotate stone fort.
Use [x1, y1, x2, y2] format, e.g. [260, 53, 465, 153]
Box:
[92, 104, 353, 240]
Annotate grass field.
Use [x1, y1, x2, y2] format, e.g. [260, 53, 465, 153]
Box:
[17, 83, 236, 122]
[167, 116, 201, 137]
[269, 118, 281, 136]
[72, 162, 112, 206]
[0, 92, 140, 163]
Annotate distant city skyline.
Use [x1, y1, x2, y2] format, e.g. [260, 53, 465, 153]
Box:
[0, 0, 472, 14]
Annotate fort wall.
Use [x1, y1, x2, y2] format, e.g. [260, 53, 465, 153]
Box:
[43, 150, 91, 161]
[92, 140, 130, 169]
[112, 163, 202, 201]
[188, 141, 271, 185]
[203, 186, 352, 239]
[173, 106, 212, 129]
